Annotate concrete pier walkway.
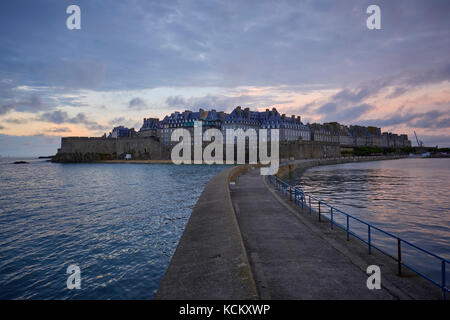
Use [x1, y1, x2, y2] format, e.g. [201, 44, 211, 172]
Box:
[230, 167, 438, 299]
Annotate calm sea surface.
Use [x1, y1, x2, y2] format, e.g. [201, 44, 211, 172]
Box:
[286, 158, 450, 282]
[1, 158, 449, 298]
[0, 158, 228, 299]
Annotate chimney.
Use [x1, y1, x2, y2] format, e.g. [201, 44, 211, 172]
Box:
[236, 106, 242, 117]
[297, 116, 301, 123]
[265, 109, 270, 120]
[244, 107, 250, 119]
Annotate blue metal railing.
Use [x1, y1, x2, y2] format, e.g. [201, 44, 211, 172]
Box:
[268, 174, 449, 300]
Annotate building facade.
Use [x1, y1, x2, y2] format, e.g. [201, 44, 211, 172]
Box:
[108, 126, 136, 138]
[114, 106, 412, 149]
[139, 118, 159, 137]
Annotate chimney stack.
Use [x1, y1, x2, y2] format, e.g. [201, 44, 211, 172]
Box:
[244, 107, 250, 119]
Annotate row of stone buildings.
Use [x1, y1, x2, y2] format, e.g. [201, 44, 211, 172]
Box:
[320, 122, 411, 148]
[107, 106, 411, 148]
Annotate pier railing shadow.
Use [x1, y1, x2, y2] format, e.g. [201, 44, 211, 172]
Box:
[268, 174, 449, 300]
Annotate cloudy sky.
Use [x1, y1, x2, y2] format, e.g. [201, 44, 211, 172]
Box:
[1, 0, 449, 156]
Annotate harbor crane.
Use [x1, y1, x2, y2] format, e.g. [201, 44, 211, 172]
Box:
[414, 131, 423, 147]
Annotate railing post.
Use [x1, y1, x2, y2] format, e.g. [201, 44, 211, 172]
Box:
[368, 225, 371, 255]
[318, 201, 321, 222]
[442, 260, 446, 300]
[397, 238, 402, 276]
[309, 196, 311, 215]
[294, 188, 297, 205]
[289, 186, 292, 201]
[346, 215, 349, 241]
[330, 207, 334, 229]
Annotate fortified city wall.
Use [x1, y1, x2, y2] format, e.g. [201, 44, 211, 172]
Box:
[52, 137, 340, 162]
[52, 136, 171, 162]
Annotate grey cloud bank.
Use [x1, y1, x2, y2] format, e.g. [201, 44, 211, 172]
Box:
[128, 97, 148, 109]
[359, 109, 450, 130]
[165, 93, 293, 113]
[37, 111, 108, 131]
[1, 0, 449, 90]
